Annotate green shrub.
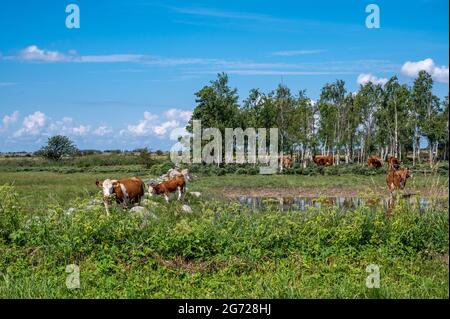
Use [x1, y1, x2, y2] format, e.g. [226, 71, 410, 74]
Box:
[0, 185, 22, 243]
[148, 162, 174, 176]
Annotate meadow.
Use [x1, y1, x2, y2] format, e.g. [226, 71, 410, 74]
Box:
[0, 155, 448, 298]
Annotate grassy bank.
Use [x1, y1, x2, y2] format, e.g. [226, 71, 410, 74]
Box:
[0, 184, 448, 298]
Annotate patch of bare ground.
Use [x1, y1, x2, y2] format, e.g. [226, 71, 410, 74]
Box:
[421, 252, 449, 266]
[153, 255, 225, 274]
[443, 253, 449, 266]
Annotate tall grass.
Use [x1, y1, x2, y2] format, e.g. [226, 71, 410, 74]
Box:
[0, 184, 448, 298]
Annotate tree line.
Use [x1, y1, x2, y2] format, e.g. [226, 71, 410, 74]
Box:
[187, 71, 449, 167]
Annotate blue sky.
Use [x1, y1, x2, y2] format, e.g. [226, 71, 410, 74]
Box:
[0, 0, 448, 151]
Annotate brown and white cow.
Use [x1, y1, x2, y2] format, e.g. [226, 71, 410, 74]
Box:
[387, 156, 400, 171]
[148, 175, 186, 202]
[368, 155, 383, 168]
[312, 155, 333, 166]
[386, 168, 412, 193]
[95, 177, 145, 215]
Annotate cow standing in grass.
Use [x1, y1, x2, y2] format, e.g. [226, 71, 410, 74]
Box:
[148, 175, 186, 203]
[282, 155, 293, 169]
[368, 156, 383, 168]
[386, 168, 412, 194]
[312, 155, 333, 166]
[95, 177, 145, 215]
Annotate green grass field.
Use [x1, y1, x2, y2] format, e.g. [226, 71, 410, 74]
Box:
[0, 168, 448, 298]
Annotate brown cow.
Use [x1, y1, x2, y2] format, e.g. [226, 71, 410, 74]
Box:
[386, 168, 412, 193]
[96, 177, 145, 215]
[148, 175, 186, 202]
[387, 156, 400, 171]
[282, 155, 293, 169]
[368, 156, 383, 168]
[312, 155, 333, 166]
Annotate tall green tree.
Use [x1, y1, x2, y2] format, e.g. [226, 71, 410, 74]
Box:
[288, 90, 316, 166]
[354, 82, 384, 160]
[376, 76, 410, 160]
[186, 73, 240, 164]
[273, 84, 296, 158]
[187, 72, 240, 133]
[319, 80, 347, 164]
[439, 96, 449, 160]
[411, 71, 434, 166]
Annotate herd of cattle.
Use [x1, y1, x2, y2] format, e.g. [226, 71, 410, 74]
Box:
[95, 155, 411, 215]
[284, 154, 411, 194]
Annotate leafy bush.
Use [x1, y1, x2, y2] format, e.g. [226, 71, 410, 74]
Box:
[148, 162, 174, 176]
[0, 185, 22, 243]
[38, 135, 78, 161]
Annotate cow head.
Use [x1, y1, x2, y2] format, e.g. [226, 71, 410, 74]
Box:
[147, 181, 158, 196]
[180, 169, 193, 181]
[95, 179, 119, 215]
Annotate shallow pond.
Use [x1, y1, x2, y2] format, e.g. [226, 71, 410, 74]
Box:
[233, 194, 448, 212]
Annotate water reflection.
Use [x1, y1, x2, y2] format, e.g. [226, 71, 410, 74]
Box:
[234, 195, 447, 212]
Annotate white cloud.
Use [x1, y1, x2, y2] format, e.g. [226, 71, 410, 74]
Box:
[357, 73, 388, 86]
[125, 112, 159, 136]
[14, 111, 47, 137]
[143, 111, 158, 121]
[126, 121, 150, 136]
[18, 45, 68, 62]
[401, 58, 449, 83]
[48, 117, 91, 136]
[71, 125, 90, 136]
[124, 109, 192, 138]
[2, 111, 19, 127]
[76, 54, 145, 63]
[153, 120, 179, 136]
[272, 49, 324, 56]
[13, 113, 92, 138]
[14, 45, 144, 64]
[164, 108, 193, 121]
[93, 125, 113, 136]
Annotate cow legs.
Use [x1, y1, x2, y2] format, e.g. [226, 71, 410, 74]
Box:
[164, 193, 170, 203]
[103, 196, 111, 216]
[103, 201, 111, 216]
[177, 186, 183, 200]
[118, 198, 128, 210]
